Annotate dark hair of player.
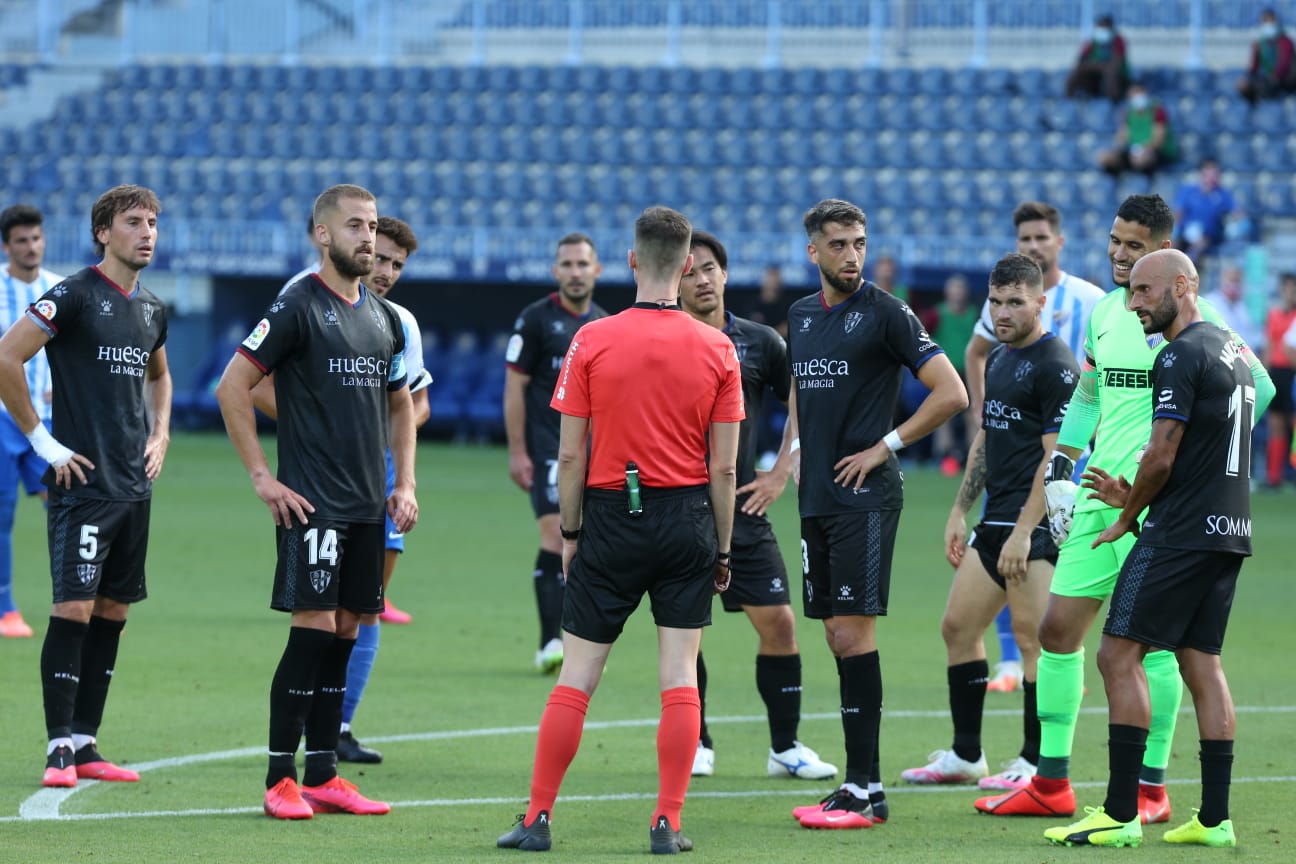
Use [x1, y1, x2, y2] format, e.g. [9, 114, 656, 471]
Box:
[377, 216, 418, 254]
[802, 198, 867, 240]
[1116, 194, 1176, 243]
[689, 229, 728, 271]
[0, 203, 42, 244]
[989, 252, 1044, 293]
[90, 185, 162, 257]
[634, 206, 692, 278]
[1012, 201, 1061, 235]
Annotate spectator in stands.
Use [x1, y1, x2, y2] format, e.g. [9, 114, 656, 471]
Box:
[1201, 265, 1262, 352]
[870, 254, 909, 303]
[1066, 14, 1131, 102]
[748, 264, 789, 338]
[931, 273, 980, 475]
[1238, 8, 1296, 104]
[1263, 273, 1296, 488]
[1172, 157, 1241, 267]
[1097, 81, 1177, 178]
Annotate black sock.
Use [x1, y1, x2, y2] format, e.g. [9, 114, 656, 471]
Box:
[533, 549, 564, 646]
[757, 654, 802, 753]
[303, 750, 338, 788]
[1102, 724, 1148, 824]
[70, 616, 126, 739]
[839, 651, 882, 788]
[304, 636, 355, 754]
[1020, 678, 1040, 765]
[267, 627, 333, 787]
[42, 617, 90, 740]
[1198, 739, 1234, 827]
[949, 660, 988, 763]
[696, 652, 712, 749]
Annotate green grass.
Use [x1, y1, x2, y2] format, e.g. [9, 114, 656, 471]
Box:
[0, 434, 1290, 862]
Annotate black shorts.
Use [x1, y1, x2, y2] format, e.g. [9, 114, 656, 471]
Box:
[1270, 367, 1294, 414]
[48, 497, 151, 604]
[272, 518, 385, 615]
[1104, 544, 1243, 655]
[720, 503, 792, 612]
[529, 454, 560, 518]
[563, 485, 717, 643]
[800, 510, 899, 619]
[969, 523, 1059, 590]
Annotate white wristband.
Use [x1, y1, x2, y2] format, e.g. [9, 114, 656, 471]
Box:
[27, 424, 74, 468]
[882, 429, 904, 452]
[789, 437, 801, 454]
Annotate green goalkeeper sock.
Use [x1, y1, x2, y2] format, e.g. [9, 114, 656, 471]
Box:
[1141, 649, 1182, 784]
[1036, 647, 1085, 780]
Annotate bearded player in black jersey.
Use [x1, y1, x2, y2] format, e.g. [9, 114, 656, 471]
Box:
[504, 233, 608, 673]
[1045, 249, 1251, 849]
[677, 230, 836, 782]
[0, 185, 172, 788]
[217, 184, 418, 820]
[901, 253, 1078, 793]
[787, 200, 967, 830]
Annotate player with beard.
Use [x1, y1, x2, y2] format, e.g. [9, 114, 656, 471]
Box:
[0, 185, 172, 787]
[504, 233, 608, 673]
[901, 253, 1077, 794]
[0, 204, 62, 639]
[1046, 250, 1251, 849]
[963, 202, 1105, 698]
[976, 194, 1273, 825]
[786, 199, 967, 830]
[217, 184, 418, 819]
[678, 230, 836, 783]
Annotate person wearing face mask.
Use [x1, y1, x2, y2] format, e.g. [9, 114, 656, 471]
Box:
[1066, 14, 1130, 103]
[1171, 158, 1243, 267]
[1238, 8, 1296, 104]
[1097, 81, 1177, 179]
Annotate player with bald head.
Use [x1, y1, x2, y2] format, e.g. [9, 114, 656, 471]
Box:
[1044, 247, 1252, 849]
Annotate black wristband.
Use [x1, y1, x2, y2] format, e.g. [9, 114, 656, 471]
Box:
[560, 527, 581, 541]
[716, 552, 731, 566]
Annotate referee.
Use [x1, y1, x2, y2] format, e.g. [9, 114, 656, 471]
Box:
[498, 206, 744, 855]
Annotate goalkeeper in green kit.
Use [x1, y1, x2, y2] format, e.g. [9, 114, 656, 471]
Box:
[975, 194, 1274, 822]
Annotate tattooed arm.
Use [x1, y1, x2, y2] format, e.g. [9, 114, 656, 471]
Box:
[944, 429, 988, 567]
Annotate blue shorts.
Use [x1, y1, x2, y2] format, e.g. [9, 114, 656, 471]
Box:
[383, 450, 403, 553]
[0, 414, 50, 497]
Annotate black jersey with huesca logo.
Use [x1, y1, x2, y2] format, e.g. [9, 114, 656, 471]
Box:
[27, 266, 167, 501]
[981, 333, 1079, 524]
[1139, 322, 1253, 555]
[724, 312, 791, 488]
[505, 293, 607, 462]
[237, 274, 407, 523]
[787, 282, 944, 516]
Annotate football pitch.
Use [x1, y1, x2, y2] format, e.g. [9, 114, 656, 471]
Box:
[0, 434, 1291, 863]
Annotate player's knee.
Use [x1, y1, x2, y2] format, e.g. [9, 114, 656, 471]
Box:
[755, 607, 798, 653]
[939, 612, 976, 652]
[1037, 613, 1080, 654]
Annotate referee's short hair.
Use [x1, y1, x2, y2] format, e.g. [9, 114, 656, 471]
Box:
[91, 185, 162, 257]
[989, 252, 1044, 294]
[634, 206, 692, 278]
[377, 216, 418, 254]
[803, 199, 866, 240]
[0, 203, 43, 244]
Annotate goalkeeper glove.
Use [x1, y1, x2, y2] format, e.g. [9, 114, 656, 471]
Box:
[1043, 450, 1077, 546]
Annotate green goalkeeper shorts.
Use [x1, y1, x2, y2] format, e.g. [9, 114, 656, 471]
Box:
[1050, 508, 1139, 599]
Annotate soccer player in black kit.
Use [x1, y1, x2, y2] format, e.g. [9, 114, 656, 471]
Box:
[504, 233, 607, 673]
[678, 230, 836, 781]
[0, 185, 172, 787]
[1046, 249, 1251, 849]
[217, 184, 418, 820]
[786, 199, 967, 830]
[901, 253, 1079, 792]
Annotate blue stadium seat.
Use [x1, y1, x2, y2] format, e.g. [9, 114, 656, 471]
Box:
[916, 67, 949, 96]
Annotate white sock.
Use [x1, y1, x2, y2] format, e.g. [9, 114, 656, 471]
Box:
[340, 722, 351, 734]
[842, 781, 868, 799]
[48, 737, 74, 756]
[868, 781, 885, 796]
[71, 733, 96, 752]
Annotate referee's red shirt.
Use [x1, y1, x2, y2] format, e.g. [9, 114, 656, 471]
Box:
[551, 307, 744, 490]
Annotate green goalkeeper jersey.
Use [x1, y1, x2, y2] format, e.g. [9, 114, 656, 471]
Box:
[1064, 290, 1229, 515]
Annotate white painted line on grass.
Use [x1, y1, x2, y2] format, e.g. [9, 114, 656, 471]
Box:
[12, 705, 1294, 822]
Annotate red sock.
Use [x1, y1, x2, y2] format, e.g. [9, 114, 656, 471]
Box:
[526, 685, 590, 824]
[1267, 436, 1286, 485]
[654, 686, 701, 831]
[1033, 775, 1071, 794]
[1139, 780, 1167, 801]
